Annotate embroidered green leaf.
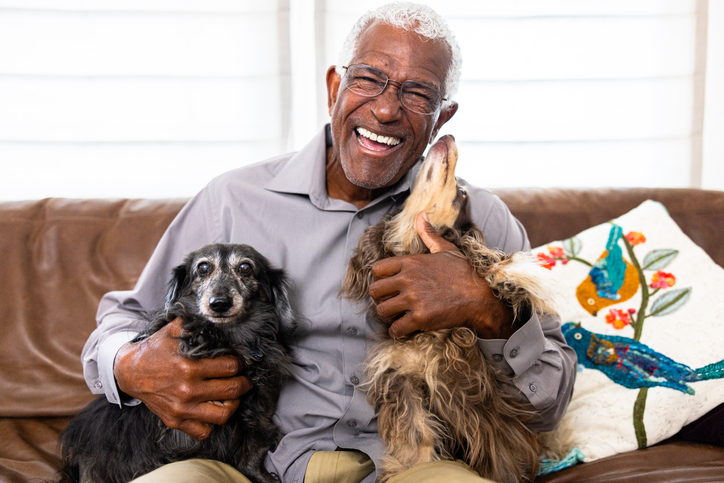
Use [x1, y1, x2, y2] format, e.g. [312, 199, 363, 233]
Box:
[563, 237, 582, 257]
[642, 249, 679, 271]
[649, 287, 692, 317]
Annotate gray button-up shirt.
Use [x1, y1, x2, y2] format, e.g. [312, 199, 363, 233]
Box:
[82, 125, 576, 483]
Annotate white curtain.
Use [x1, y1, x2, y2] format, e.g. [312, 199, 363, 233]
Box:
[0, 0, 721, 200]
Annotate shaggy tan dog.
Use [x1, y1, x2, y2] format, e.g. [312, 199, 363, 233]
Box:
[341, 135, 555, 482]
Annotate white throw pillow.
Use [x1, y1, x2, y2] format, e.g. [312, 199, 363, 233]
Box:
[533, 200, 724, 464]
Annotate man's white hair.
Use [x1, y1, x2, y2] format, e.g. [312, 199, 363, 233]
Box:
[337, 2, 462, 105]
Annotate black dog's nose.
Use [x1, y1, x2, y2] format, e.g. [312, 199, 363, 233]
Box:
[209, 295, 233, 314]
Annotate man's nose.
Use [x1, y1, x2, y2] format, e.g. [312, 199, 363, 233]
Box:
[370, 80, 404, 122]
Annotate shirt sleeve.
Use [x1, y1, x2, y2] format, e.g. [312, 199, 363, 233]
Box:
[81, 185, 223, 404]
[469, 187, 578, 431]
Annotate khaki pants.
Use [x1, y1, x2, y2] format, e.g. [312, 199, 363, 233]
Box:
[130, 451, 494, 483]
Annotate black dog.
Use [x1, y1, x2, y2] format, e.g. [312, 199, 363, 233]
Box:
[59, 244, 297, 483]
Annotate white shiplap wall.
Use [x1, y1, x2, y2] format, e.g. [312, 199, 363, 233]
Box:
[1, 0, 720, 200]
[0, 0, 290, 199]
[317, 0, 707, 189]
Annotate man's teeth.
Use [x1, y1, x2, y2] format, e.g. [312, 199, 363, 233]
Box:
[357, 127, 401, 146]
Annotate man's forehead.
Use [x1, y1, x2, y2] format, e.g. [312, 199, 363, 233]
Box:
[351, 21, 451, 85]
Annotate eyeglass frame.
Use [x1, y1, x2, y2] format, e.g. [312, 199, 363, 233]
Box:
[340, 64, 448, 116]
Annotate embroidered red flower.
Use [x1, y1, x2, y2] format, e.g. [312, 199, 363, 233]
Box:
[548, 245, 570, 263]
[537, 252, 555, 270]
[548, 246, 565, 258]
[650, 271, 676, 289]
[625, 231, 646, 245]
[605, 308, 635, 330]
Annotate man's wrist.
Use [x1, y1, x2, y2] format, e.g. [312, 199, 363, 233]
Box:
[97, 331, 140, 406]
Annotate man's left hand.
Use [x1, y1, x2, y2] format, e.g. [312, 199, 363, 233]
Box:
[369, 212, 516, 340]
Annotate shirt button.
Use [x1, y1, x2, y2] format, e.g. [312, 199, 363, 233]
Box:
[529, 383, 537, 393]
[492, 354, 503, 362]
[351, 375, 360, 385]
[356, 212, 364, 219]
[347, 327, 358, 336]
[94, 381, 103, 389]
[510, 348, 519, 358]
[347, 420, 357, 428]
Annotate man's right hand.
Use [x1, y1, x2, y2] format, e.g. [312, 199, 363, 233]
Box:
[113, 317, 252, 440]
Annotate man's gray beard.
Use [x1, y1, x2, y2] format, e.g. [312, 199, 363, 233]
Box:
[343, 165, 398, 190]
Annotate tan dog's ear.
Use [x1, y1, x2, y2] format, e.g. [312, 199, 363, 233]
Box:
[326, 66, 342, 116]
[429, 101, 459, 143]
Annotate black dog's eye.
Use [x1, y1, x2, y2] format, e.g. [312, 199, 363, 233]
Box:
[238, 262, 252, 275]
[197, 262, 211, 276]
[458, 187, 467, 198]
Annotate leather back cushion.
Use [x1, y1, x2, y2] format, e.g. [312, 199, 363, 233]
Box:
[0, 199, 185, 416]
[1, 188, 722, 417]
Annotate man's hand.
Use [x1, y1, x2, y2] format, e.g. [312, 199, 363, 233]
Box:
[369, 211, 516, 340]
[113, 317, 253, 440]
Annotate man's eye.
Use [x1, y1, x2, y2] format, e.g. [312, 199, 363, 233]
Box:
[404, 89, 433, 101]
[238, 262, 252, 275]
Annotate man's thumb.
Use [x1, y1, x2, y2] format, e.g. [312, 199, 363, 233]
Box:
[416, 211, 458, 254]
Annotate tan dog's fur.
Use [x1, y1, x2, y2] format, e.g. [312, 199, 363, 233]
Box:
[341, 136, 555, 482]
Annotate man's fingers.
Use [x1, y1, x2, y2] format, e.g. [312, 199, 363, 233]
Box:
[371, 256, 403, 280]
[161, 316, 185, 337]
[368, 274, 403, 303]
[388, 313, 416, 339]
[193, 355, 243, 379]
[415, 211, 458, 254]
[175, 420, 215, 441]
[194, 375, 253, 402]
[375, 294, 409, 324]
[198, 398, 241, 426]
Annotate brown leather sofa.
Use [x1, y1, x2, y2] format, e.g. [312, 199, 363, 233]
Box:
[1, 188, 723, 483]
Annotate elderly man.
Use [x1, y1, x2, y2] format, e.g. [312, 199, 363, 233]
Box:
[82, 3, 576, 482]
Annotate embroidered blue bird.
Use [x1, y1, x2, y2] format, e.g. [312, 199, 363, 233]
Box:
[562, 322, 724, 395]
[588, 224, 626, 300]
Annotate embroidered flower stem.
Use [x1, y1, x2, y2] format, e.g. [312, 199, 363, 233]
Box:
[621, 234, 652, 450]
[561, 256, 592, 267]
[633, 387, 649, 449]
[621, 236, 649, 342]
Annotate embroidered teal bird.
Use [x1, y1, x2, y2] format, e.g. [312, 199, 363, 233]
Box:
[576, 224, 640, 315]
[562, 322, 724, 395]
[589, 225, 626, 299]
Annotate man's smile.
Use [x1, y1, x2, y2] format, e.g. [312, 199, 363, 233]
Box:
[355, 127, 402, 152]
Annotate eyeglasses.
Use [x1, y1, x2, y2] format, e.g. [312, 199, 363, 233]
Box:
[341, 64, 447, 115]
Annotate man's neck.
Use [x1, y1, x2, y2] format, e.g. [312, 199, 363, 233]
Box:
[325, 146, 380, 209]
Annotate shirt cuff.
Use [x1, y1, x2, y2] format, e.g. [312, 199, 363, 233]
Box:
[478, 311, 546, 377]
[98, 330, 142, 407]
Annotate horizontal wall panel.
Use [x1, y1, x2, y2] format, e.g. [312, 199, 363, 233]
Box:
[324, 1, 695, 18]
[0, 77, 284, 142]
[0, 141, 284, 201]
[320, 6, 696, 92]
[0, 0, 280, 13]
[446, 77, 694, 142]
[452, 15, 695, 81]
[452, 138, 692, 189]
[0, 9, 282, 77]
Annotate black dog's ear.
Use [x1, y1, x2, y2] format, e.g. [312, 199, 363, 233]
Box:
[268, 268, 297, 337]
[165, 263, 191, 309]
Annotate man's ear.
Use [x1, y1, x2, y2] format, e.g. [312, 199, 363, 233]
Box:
[429, 101, 459, 143]
[326, 66, 342, 116]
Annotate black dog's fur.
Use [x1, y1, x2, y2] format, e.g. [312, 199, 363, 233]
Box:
[58, 244, 297, 483]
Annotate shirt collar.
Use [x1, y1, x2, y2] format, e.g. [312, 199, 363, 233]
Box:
[265, 124, 419, 212]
